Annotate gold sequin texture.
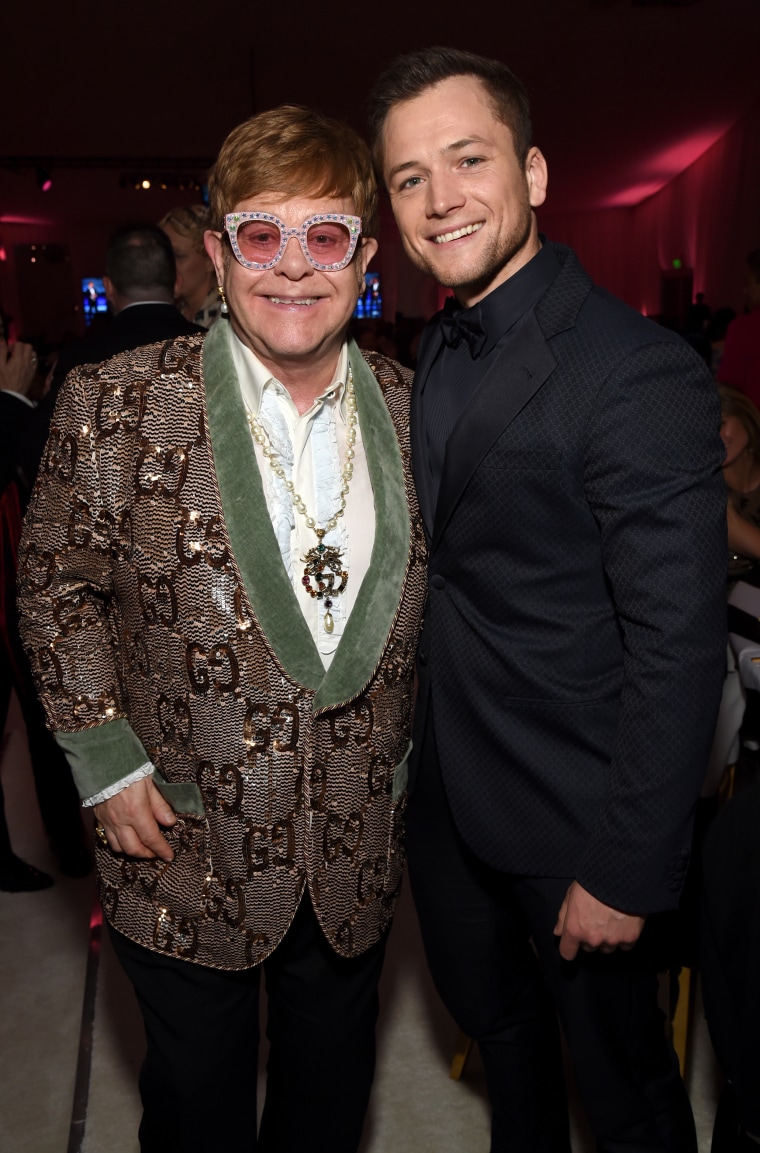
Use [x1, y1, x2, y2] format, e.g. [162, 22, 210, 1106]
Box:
[17, 338, 427, 970]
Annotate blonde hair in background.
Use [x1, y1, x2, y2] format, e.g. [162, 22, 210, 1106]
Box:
[157, 204, 211, 254]
[718, 384, 760, 458]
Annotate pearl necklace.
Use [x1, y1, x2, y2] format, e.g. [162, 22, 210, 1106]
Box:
[246, 366, 357, 634]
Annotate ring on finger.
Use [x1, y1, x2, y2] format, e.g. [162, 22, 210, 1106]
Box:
[94, 825, 108, 846]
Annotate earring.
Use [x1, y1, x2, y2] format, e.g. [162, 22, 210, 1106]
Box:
[218, 284, 230, 316]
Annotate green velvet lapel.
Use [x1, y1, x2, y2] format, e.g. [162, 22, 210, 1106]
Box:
[202, 325, 410, 710]
[313, 343, 410, 712]
[202, 321, 324, 689]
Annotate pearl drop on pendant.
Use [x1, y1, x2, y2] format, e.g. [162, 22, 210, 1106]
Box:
[324, 612, 334, 634]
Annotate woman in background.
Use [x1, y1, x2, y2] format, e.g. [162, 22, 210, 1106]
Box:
[719, 385, 760, 567]
[158, 204, 220, 328]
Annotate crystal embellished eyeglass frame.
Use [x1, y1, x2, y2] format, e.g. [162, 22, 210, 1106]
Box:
[224, 212, 363, 272]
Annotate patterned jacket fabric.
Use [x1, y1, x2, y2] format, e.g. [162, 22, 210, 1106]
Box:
[18, 325, 427, 969]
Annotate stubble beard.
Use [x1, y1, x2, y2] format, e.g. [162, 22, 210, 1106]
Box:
[406, 202, 534, 298]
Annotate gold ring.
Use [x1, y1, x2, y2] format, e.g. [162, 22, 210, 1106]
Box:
[95, 825, 108, 846]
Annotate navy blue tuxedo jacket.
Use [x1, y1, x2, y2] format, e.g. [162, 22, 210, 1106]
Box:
[411, 241, 727, 913]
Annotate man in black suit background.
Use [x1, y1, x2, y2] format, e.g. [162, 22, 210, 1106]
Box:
[50, 223, 203, 393]
[36, 225, 204, 474]
[370, 48, 727, 1151]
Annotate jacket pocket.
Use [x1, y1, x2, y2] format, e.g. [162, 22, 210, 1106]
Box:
[392, 740, 413, 801]
[152, 769, 205, 816]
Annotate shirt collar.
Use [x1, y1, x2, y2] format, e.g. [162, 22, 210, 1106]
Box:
[117, 300, 175, 313]
[228, 324, 350, 421]
[447, 238, 560, 358]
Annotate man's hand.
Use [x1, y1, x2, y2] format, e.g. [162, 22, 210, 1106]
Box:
[94, 776, 177, 861]
[553, 880, 646, 961]
[0, 338, 38, 397]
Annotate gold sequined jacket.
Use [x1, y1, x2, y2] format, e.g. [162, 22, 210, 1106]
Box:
[18, 321, 427, 969]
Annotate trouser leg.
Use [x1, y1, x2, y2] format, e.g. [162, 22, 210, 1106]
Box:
[258, 894, 388, 1153]
[109, 926, 261, 1153]
[110, 892, 387, 1153]
[515, 876, 697, 1153]
[405, 718, 570, 1153]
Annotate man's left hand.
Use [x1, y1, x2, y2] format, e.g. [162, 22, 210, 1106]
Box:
[553, 880, 646, 961]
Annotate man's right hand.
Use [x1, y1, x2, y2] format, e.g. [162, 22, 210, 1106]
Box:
[93, 777, 177, 861]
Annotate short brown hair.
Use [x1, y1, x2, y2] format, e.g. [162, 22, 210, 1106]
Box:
[207, 105, 378, 239]
[105, 224, 176, 299]
[368, 46, 533, 177]
[719, 385, 760, 458]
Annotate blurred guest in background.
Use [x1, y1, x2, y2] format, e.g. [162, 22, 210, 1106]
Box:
[708, 307, 737, 377]
[158, 204, 221, 328]
[50, 224, 203, 396]
[0, 332, 90, 887]
[719, 385, 760, 566]
[685, 290, 711, 335]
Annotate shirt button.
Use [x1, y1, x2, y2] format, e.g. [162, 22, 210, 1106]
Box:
[430, 574, 445, 590]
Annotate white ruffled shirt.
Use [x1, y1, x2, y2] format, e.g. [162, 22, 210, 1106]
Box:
[229, 329, 375, 666]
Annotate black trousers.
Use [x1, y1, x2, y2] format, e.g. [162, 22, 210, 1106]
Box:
[109, 893, 388, 1153]
[700, 771, 760, 1143]
[406, 717, 697, 1153]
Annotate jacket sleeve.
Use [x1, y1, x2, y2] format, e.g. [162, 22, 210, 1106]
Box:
[17, 364, 151, 799]
[575, 338, 728, 911]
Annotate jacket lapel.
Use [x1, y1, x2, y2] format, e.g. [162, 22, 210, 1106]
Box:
[314, 344, 410, 711]
[411, 323, 444, 537]
[431, 310, 556, 549]
[202, 324, 410, 708]
[202, 320, 325, 689]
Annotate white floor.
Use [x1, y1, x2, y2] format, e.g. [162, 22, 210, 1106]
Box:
[0, 693, 722, 1152]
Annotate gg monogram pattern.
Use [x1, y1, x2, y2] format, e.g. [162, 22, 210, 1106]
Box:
[18, 336, 427, 970]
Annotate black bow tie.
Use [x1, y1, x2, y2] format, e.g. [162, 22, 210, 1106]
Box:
[439, 298, 487, 358]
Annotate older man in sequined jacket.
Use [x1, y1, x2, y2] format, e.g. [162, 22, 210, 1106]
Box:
[18, 106, 426, 1153]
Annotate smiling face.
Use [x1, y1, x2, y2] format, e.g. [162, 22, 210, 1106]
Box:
[382, 75, 547, 307]
[205, 194, 377, 384]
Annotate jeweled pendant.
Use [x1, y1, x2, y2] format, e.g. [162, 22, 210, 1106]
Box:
[324, 611, 334, 634]
[302, 541, 348, 600]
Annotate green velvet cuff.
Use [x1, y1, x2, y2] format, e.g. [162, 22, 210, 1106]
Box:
[56, 722, 207, 814]
[55, 718, 152, 800]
